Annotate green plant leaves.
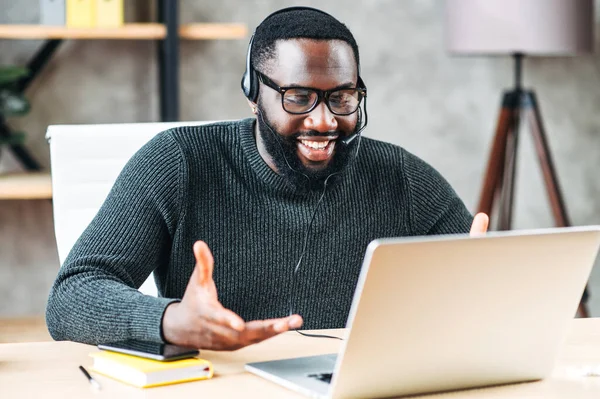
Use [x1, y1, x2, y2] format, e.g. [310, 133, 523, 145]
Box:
[0, 131, 26, 145]
[0, 66, 30, 116]
[0, 89, 30, 116]
[0, 67, 30, 148]
[0, 66, 29, 86]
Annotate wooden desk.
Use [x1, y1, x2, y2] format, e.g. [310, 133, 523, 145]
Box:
[2, 320, 600, 398]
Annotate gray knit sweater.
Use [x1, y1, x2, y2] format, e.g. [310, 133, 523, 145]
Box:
[46, 118, 473, 345]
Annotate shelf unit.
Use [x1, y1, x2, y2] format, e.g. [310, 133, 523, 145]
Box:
[0, 0, 247, 200]
[0, 172, 52, 200]
[0, 23, 247, 40]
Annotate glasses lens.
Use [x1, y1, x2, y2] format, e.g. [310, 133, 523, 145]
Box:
[328, 89, 362, 115]
[282, 89, 318, 113]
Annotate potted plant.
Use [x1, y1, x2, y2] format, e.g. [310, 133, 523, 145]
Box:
[0, 66, 30, 164]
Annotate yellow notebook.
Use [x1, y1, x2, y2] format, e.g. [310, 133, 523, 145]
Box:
[95, 0, 123, 27]
[66, 0, 96, 28]
[90, 351, 214, 388]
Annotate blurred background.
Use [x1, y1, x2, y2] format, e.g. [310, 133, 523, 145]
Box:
[0, 0, 599, 336]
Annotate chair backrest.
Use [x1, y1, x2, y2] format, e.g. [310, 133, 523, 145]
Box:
[46, 120, 216, 296]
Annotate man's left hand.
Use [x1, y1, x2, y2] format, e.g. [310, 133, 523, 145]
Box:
[470, 212, 489, 236]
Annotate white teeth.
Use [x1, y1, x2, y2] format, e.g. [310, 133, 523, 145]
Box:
[301, 140, 329, 149]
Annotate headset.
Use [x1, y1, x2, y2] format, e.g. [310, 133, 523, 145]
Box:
[241, 6, 365, 103]
[241, 7, 368, 340]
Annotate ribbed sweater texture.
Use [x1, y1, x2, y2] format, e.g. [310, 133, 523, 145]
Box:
[46, 118, 472, 344]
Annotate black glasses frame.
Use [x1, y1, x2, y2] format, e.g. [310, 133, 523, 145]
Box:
[256, 71, 367, 116]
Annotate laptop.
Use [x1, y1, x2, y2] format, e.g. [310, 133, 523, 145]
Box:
[245, 226, 600, 399]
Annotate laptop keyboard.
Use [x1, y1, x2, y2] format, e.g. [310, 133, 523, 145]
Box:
[308, 372, 333, 384]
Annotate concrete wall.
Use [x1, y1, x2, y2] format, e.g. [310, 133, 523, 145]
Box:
[1, 0, 599, 317]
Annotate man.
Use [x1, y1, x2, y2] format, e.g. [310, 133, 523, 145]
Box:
[46, 7, 488, 351]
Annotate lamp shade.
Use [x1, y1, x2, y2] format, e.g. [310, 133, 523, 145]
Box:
[445, 0, 594, 55]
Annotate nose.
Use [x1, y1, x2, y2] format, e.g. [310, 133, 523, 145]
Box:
[303, 101, 338, 133]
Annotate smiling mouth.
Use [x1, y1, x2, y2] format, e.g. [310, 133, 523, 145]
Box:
[296, 136, 338, 163]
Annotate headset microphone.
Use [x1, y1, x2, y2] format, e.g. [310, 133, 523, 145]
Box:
[340, 95, 368, 146]
[340, 133, 359, 146]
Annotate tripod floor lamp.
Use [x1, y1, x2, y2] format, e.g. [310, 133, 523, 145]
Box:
[445, 0, 594, 317]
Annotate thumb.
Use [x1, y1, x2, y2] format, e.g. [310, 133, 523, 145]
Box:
[192, 241, 214, 287]
[470, 212, 489, 236]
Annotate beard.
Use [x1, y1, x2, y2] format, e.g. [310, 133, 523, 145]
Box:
[256, 105, 361, 192]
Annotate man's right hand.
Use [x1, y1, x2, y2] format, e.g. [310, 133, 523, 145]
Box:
[161, 240, 303, 351]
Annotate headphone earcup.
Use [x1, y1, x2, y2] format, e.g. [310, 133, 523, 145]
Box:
[241, 70, 251, 99]
[241, 69, 259, 103]
[241, 33, 256, 101]
[248, 69, 258, 103]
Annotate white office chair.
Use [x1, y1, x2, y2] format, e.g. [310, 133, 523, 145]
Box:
[46, 120, 216, 296]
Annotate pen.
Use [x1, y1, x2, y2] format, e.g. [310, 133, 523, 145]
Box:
[79, 365, 101, 390]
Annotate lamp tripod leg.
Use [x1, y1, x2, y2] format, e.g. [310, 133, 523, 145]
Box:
[477, 92, 518, 222]
[523, 91, 590, 318]
[523, 92, 569, 226]
[498, 94, 521, 231]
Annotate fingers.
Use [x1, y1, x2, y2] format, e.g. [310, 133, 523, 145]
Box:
[470, 212, 489, 236]
[202, 321, 244, 350]
[203, 304, 246, 332]
[274, 314, 303, 332]
[245, 315, 304, 343]
[192, 315, 303, 351]
[192, 241, 214, 286]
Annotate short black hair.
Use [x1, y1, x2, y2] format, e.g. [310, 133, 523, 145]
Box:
[251, 8, 360, 74]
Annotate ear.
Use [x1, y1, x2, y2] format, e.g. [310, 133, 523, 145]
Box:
[247, 100, 258, 115]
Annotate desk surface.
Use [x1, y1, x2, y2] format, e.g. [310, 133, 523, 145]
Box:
[2, 319, 600, 398]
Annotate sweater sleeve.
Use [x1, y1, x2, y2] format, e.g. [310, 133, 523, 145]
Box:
[46, 131, 185, 345]
[401, 149, 473, 236]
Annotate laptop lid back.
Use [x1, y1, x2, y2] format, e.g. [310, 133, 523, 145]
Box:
[330, 227, 600, 399]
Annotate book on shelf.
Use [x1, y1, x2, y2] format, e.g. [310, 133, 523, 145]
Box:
[95, 0, 123, 28]
[90, 350, 214, 388]
[40, 0, 124, 28]
[40, 0, 66, 26]
[66, 0, 95, 28]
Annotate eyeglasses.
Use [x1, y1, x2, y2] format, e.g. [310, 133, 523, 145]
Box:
[256, 71, 366, 116]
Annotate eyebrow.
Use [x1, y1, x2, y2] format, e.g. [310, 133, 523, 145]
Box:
[285, 82, 357, 90]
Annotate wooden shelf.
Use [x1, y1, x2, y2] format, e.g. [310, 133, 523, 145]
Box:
[0, 172, 52, 200]
[0, 23, 247, 40]
[0, 22, 247, 201]
[179, 23, 247, 40]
